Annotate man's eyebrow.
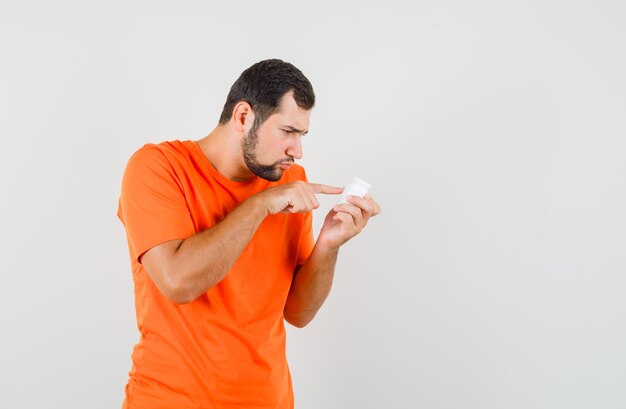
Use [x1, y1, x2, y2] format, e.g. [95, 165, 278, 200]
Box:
[283, 125, 308, 135]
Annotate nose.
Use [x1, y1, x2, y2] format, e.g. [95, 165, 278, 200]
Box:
[286, 136, 303, 160]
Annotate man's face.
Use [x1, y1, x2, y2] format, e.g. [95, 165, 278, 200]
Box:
[242, 93, 311, 181]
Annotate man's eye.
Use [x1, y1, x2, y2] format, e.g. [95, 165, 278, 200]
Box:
[283, 129, 305, 137]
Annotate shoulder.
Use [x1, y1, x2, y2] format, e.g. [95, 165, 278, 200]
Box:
[128, 140, 187, 163]
[123, 141, 191, 185]
[120, 142, 188, 202]
[124, 143, 167, 177]
[128, 143, 162, 162]
[126, 140, 193, 171]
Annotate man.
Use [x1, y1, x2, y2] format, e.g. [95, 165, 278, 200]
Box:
[117, 59, 380, 408]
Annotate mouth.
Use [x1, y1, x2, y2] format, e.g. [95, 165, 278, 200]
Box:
[277, 159, 294, 170]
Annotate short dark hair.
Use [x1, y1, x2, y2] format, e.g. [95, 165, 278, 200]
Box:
[218, 59, 315, 126]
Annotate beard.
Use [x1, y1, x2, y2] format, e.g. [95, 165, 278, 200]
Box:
[242, 123, 293, 182]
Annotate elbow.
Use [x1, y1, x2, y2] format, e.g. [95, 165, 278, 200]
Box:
[166, 290, 196, 305]
[284, 312, 315, 328]
[160, 273, 198, 305]
[140, 243, 208, 304]
[160, 268, 223, 304]
[291, 320, 310, 329]
[163, 286, 196, 305]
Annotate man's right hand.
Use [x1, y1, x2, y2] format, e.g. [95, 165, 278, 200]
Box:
[256, 181, 344, 215]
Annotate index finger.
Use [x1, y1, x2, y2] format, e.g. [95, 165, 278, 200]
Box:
[308, 183, 344, 195]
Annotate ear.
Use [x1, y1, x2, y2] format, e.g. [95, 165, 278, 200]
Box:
[231, 101, 255, 134]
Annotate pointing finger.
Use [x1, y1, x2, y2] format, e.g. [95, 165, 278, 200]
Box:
[309, 183, 344, 195]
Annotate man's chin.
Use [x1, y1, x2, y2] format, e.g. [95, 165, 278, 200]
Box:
[265, 165, 287, 182]
[268, 169, 284, 182]
[245, 161, 286, 182]
[256, 169, 283, 182]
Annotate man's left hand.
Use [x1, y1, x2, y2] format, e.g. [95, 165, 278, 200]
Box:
[317, 194, 381, 250]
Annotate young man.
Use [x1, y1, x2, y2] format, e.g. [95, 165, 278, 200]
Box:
[117, 59, 380, 408]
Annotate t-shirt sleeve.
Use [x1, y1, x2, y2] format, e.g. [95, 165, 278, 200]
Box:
[296, 210, 315, 266]
[295, 167, 315, 265]
[117, 145, 196, 263]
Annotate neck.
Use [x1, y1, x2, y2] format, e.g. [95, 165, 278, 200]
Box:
[196, 125, 254, 181]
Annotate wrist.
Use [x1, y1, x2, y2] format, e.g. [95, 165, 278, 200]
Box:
[315, 236, 341, 254]
[246, 193, 270, 218]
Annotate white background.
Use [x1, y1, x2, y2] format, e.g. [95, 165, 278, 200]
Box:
[1, 1, 625, 408]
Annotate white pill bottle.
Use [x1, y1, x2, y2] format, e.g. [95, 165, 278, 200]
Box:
[338, 176, 371, 204]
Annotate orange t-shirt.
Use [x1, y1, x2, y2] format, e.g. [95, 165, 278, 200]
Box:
[117, 140, 314, 409]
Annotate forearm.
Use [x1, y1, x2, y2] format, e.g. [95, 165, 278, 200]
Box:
[284, 242, 339, 327]
[170, 196, 268, 301]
